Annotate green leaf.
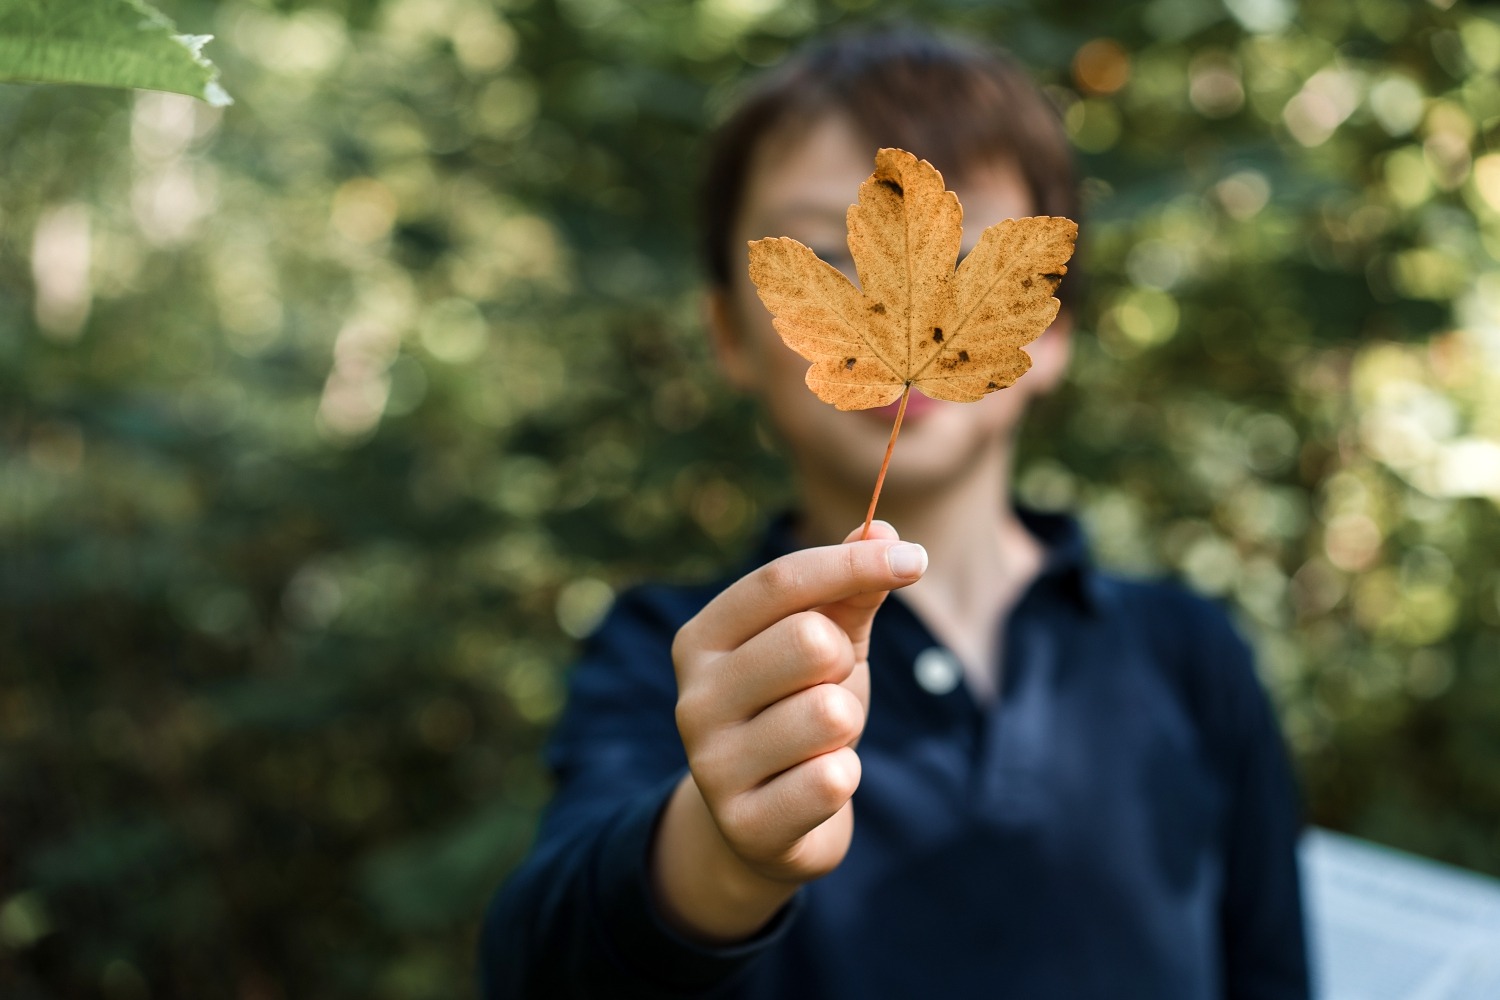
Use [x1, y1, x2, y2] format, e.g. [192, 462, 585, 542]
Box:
[0, 0, 231, 105]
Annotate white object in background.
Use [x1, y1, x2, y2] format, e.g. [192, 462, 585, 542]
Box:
[1300, 828, 1500, 1000]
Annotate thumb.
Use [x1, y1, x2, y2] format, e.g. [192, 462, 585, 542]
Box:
[818, 520, 925, 659]
[843, 519, 900, 545]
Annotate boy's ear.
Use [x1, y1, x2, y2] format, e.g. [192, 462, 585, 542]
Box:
[1023, 309, 1073, 396]
[704, 287, 758, 392]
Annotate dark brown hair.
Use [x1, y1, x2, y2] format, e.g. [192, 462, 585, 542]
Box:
[699, 25, 1081, 305]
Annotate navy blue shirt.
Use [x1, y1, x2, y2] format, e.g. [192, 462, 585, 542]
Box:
[481, 511, 1309, 998]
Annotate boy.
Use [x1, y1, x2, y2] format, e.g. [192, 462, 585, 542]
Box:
[481, 27, 1308, 999]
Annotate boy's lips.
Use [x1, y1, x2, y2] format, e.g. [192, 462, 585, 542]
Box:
[866, 389, 940, 422]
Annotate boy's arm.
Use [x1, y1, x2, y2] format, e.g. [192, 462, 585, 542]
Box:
[479, 526, 926, 998]
[476, 586, 776, 999]
[478, 770, 792, 1000]
[1204, 615, 1310, 1000]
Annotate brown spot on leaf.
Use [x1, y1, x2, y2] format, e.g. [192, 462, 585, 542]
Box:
[870, 302, 886, 315]
[987, 381, 999, 389]
[958, 350, 970, 363]
[932, 327, 943, 342]
[844, 357, 857, 371]
[1021, 277, 1033, 289]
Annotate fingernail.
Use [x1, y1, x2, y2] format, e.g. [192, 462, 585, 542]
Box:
[887, 543, 928, 579]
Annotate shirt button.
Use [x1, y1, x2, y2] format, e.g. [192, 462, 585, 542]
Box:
[913, 646, 962, 695]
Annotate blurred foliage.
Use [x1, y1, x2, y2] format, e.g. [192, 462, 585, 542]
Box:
[2, 0, 1499, 995]
[0, 0, 231, 106]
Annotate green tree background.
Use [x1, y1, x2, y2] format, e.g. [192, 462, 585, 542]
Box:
[3, 0, 1500, 995]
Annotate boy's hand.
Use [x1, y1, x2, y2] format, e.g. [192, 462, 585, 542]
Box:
[650, 521, 927, 942]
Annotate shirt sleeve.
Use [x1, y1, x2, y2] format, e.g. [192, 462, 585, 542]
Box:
[1191, 602, 1311, 1000]
[477, 585, 799, 999]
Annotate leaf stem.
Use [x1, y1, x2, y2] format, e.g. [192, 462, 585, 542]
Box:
[860, 384, 911, 541]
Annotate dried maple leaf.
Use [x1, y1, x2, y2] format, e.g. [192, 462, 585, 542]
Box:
[748, 147, 1077, 410]
[746, 147, 1077, 535]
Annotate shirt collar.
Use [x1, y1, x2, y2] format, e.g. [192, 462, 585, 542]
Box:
[1013, 507, 1105, 615]
[753, 506, 1104, 617]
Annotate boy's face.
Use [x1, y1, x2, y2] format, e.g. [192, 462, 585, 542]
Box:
[709, 111, 1071, 510]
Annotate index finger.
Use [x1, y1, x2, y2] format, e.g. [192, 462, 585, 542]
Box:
[682, 532, 928, 654]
